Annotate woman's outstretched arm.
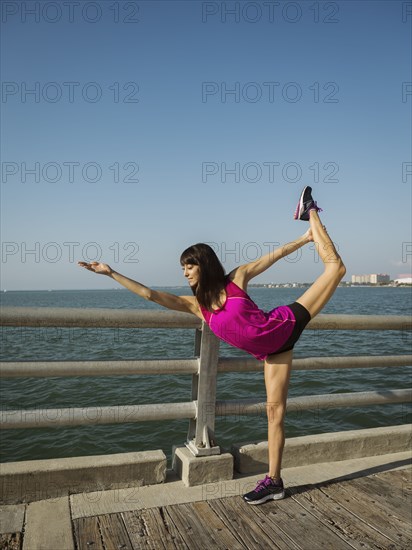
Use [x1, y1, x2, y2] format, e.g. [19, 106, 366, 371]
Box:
[77, 262, 200, 316]
[230, 229, 312, 287]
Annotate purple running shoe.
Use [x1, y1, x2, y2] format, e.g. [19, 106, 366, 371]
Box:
[243, 475, 285, 505]
[294, 186, 322, 221]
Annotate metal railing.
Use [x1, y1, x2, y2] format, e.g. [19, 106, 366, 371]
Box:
[1, 307, 411, 457]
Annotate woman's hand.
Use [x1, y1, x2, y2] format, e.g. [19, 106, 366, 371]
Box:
[77, 261, 113, 276]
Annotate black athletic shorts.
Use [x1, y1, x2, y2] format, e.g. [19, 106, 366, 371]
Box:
[271, 302, 311, 355]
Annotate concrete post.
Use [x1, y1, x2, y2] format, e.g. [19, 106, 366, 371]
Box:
[186, 324, 221, 456]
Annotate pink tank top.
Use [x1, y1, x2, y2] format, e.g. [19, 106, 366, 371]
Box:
[199, 280, 296, 360]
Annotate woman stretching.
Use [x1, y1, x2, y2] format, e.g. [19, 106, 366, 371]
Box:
[78, 186, 346, 505]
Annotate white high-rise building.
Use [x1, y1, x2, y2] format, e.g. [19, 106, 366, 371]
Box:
[351, 274, 390, 284]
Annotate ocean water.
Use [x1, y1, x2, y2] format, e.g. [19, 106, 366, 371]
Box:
[1, 286, 411, 465]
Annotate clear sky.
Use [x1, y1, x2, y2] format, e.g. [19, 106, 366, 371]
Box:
[1, 0, 411, 290]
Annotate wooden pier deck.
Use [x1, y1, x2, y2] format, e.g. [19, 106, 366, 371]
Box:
[3, 465, 410, 550]
[71, 468, 412, 550]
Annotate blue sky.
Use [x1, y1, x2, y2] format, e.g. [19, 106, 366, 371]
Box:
[1, 0, 411, 290]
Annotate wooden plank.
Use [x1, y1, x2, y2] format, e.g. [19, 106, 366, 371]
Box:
[152, 507, 189, 550]
[0, 533, 22, 550]
[119, 510, 149, 550]
[163, 503, 208, 549]
[214, 496, 298, 550]
[374, 469, 412, 502]
[163, 502, 232, 550]
[289, 483, 398, 550]
[144, 507, 187, 550]
[347, 475, 412, 525]
[320, 481, 410, 548]
[374, 468, 412, 491]
[73, 516, 104, 550]
[98, 514, 133, 550]
[209, 496, 293, 549]
[122, 508, 187, 550]
[249, 492, 354, 550]
[190, 501, 245, 550]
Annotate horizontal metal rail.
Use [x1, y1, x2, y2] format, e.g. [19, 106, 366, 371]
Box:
[1, 307, 411, 330]
[0, 307, 200, 329]
[1, 308, 411, 455]
[218, 355, 412, 373]
[1, 355, 411, 378]
[215, 389, 412, 417]
[0, 359, 199, 378]
[1, 389, 410, 429]
[0, 401, 197, 429]
[308, 315, 411, 331]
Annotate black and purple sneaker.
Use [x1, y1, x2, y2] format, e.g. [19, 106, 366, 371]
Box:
[242, 475, 285, 505]
[294, 186, 322, 221]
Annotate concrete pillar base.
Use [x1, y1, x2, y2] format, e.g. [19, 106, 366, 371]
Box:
[172, 445, 233, 487]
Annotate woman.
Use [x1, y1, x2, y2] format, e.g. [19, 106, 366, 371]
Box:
[78, 186, 346, 505]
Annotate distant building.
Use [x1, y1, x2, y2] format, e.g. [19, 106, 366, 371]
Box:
[351, 274, 390, 284]
[395, 277, 412, 284]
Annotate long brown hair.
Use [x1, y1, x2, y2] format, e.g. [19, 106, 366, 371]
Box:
[180, 243, 226, 312]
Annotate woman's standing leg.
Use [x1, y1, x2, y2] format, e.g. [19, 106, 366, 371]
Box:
[243, 350, 293, 504]
[264, 350, 293, 479]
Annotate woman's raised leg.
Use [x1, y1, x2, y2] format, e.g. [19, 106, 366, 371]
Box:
[296, 209, 346, 318]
